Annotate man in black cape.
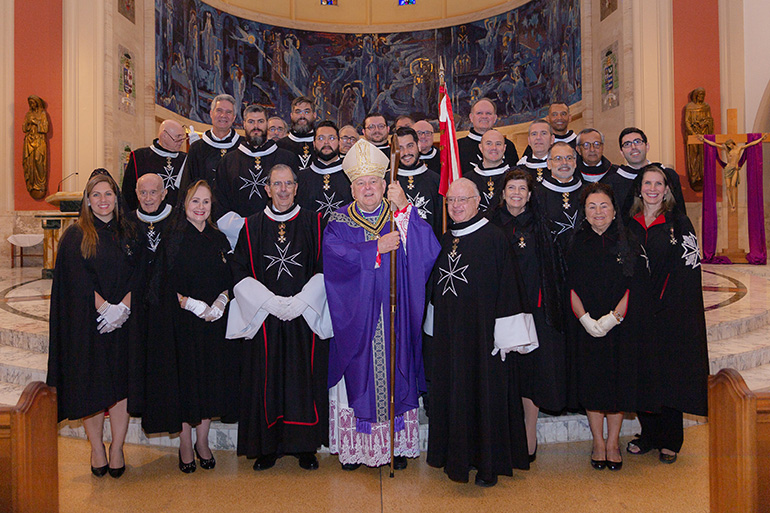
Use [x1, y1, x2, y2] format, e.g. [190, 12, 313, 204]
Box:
[516, 119, 553, 183]
[276, 96, 316, 168]
[425, 177, 538, 487]
[464, 129, 512, 213]
[575, 128, 617, 183]
[458, 98, 518, 175]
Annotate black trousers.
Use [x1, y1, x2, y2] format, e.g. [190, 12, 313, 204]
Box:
[637, 406, 684, 453]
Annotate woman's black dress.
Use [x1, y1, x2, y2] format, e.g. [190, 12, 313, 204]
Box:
[566, 221, 658, 413]
[488, 206, 567, 413]
[629, 211, 708, 416]
[47, 220, 140, 421]
[142, 221, 235, 434]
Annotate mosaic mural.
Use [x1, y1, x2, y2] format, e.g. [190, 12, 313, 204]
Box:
[155, 0, 581, 129]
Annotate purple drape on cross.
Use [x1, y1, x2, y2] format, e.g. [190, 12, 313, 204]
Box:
[701, 133, 766, 264]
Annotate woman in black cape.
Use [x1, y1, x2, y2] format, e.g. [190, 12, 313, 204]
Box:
[143, 180, 234, 473]
[47, 169, 140, 478]
[487, 168, 568, 461]
[626, 164, 709, 464]
[566, 182, 657, 471]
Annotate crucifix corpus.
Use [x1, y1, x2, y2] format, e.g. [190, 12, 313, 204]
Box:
[687, 108, 769, 263]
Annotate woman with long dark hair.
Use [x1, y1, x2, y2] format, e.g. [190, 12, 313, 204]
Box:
[47, 169, 139, 478]
[626, 164, 708, 463]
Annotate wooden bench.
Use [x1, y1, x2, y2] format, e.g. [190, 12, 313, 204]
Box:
[709, 368, 770, 513]
[0, 382, 58, 513]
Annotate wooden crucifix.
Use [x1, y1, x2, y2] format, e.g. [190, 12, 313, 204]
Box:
[687, 108, 769, 262]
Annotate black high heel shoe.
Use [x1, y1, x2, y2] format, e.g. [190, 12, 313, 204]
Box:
[194, 443, 216, 470]
[179, 449, 197, 473]
[91, 464, 109, 477]
[108, 447, 126, 478]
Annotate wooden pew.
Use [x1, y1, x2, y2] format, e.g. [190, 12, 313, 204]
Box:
[709, 368, 770, 513]
[0, 382, 58, 513]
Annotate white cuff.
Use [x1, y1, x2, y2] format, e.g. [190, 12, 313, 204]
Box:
[493, 312, 539, 355]
[296, 273, 334, 339]
[217, 211, 245, 252]
[422, 302, 434, 336]
[226, 277, 273, 339]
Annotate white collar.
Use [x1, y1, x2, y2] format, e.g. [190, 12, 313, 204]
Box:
[581, 172, 607, 183]
[420, 147, 438, 159]
[288, 131, 314, 143]
[238, 142, 278, 158]
[472, 163, 509, 176]
[310, 161, 343, 174]
[554, 131, 576, 143]
[150, 142, 179, 158]
[451, 217, 488, 237]
[375, 143, 390, 150]
[517, 155, 547, 168]
[136, 204, 173, 223]
[202, 130, 239, 149]
[264, 203, 301, 222]
[467, 130, 482, 142]
[397, 164, 428, 176]
[616, 167, 638, 180]
[540, 177, 582, 193]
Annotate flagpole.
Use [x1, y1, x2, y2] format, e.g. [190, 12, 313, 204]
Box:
[439, 58, 448, 234]
[388, 134, 401, 478]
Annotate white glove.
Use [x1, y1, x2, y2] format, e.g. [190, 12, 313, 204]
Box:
[597, 312, 621, 334]
[263, 296, 288, 318]
[280, 296, 307, 322]
[203, 293, 229, 322]
[183, 297, 209, 318]
[579, 313, 607, 338]
[491, 346, 515, 362]
[97, 302, 130, 334]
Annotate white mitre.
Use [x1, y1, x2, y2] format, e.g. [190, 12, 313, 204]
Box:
[342, 138, 389, 182]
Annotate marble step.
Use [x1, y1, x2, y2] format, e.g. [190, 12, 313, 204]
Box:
[0, 381, 26, 408]
[0, 345, 47, 388]
[738, 363, 770, 393]
[708, 324, 770, 374]
[0, 324, 48, 353]
[707, 307, 770, 343]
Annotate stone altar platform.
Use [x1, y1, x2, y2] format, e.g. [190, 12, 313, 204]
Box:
[2, 264, 770, 451]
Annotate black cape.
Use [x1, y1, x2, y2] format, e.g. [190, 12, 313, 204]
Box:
[464, 163, 510, 213]
[214, 140, 300, 220]
[276, 130, 316, 169]
[142, 221, 235, 434]
[122, 140, 186, 210]
[47, 220, 141, 421]
[419, 146, 441, 173]
[231, 204, 329, 457]
[181, 129, 241, 192]
[566, 221, 658, 413]
[577, 155, 617, 183]
[427, 214, 530, 482]
[532, 173, 584, 251]
[629, 211, 708, 416]
[296, 157, 352, 224]
[516, 155, 549, 184]
[386, 163, 443, 238]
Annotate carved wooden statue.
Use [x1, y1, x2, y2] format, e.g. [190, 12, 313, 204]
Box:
[22, 95, 49, 200]
[684, 87, 714, 192]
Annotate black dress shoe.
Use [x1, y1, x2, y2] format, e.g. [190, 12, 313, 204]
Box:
[341, 462, 361, 471]
[298, 452, 319, 470]
[393, 456, 407, 470]
[607, 458, 623, 471]
[108, 465, 126, 479]
[474, 473, 498, 487]
[253, 453, 277, 471]
[179, 450, 197, 474]
[195, 444, 216, 470]
[590, 457, 606, 470]
[91, 464, 109, 477]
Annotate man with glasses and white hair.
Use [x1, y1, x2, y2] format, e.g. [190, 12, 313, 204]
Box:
[533, 141, 584, 248]
[605, 127, 685, 219]
[122, 119, 189, 210]
[267, 116, 288, 142]
[425, 177, 537, 488]
[338, 125, 360, 156]
[575, 128, 616, 183]
[228, 163, 331, 473]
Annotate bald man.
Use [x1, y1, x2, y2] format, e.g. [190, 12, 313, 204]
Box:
[414, 120, 440, 173]
[457, 98, 519, 176]
[122, 119, 189, 210]
[464, 130, 512, 212]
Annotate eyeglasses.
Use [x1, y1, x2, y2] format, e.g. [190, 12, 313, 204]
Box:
[316, 135, 337, 142]
[268, 127, 285, 133]
[163, 130, 186, 143]
[416, 130, 434, 138]
[341, 136, 358, 143]
[579, 141, 603, 149]
[621, 138, 645, 149]
[446, 195, 478, 205]
[270, 180, 296, 188]
[365, 124, 387, 131]
[549, 155, 575, 163]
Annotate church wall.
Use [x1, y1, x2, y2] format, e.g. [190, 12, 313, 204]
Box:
[742, 0, 770, 133]
[14, 0, 63, 212]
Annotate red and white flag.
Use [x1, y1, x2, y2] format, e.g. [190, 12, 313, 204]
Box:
[438, 84, 462, 196]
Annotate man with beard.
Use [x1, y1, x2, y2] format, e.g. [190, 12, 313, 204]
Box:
[387, 127, 442, 237]
[227, 164, 331, 472]
[457, 98, 518, 175]
[575, 128, 616, 183]
[296, 121, 352, 222]
[267, 116, 288, 142]
[122, 119, 188, 211]
[533, 142, 584, 249]
[277, 96, 316, 168]
[517, 119, 554, 183]
[425, 177, 536, 487]
[362, 112, 391, 158]
[414, 120, 440, 173]
[215, 104, 300, 249]
[338, 125, 359, 156]
[182, 94, 241, 191]
[465, 129, 511, 213]
[605, 127, 686, 220]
